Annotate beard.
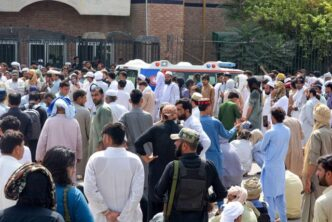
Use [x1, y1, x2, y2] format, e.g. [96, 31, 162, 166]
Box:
[93, 99, 102, 106]
[318, 175, 329, 187]
[178, 114, 186, 121]
[265, 91, 270, 95]
[175, 142, 184, 158]
[165, 79, 172, 85]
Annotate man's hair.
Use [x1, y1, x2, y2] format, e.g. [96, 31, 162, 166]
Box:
[118, 80, 127, 89]
[198, 103, 209, 112]
[0, 130, 24, 154]
[29, 92, 41, 102]
[202, 74, 209, 81]
[130, 89, 143, 105]
[317, 154, 332, 172]
[0, 62, 8, 67]
[295, 76, 305, 84]
[43, 146, 75, 186]
[43, 93, 55, 100]
[108, 72, 116, 80]
[0, 115, 21, 132]
[228, 91, 239, 99]
[119, 71, 127, 78]
[325, 82, 332, 90]
[244, 70, 253, 77]
[194, 73, 201, 81]
[8, 93, 21, 106]
[175, 98, 192, 113]
[138, 81, 148, 87]
[185, 79, 194, 89]
[73, 89, 86, 102]
[271, 107, 286, 123]
[102, 122, 126, 146]
[90, 85, 104, 94]
[59, 80, 70, 88]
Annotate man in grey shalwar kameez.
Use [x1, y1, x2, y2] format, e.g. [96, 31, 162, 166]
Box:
[73, 90, 91, 177]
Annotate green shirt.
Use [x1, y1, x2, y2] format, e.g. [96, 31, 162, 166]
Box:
[218, 100, 241, 130]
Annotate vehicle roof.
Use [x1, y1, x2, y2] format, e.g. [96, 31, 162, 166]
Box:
[116, 59, 243, 74]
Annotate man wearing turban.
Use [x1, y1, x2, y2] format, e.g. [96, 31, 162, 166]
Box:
[302, 103, 332, 222]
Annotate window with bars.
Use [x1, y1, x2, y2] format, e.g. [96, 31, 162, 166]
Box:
[76, 41, 112, 65]
[29, 41, 65, 67]
[0, 40, 17, 65]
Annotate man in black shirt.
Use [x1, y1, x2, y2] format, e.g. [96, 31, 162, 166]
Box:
[0, 93, 32, 143]
[135, 104, 181, 220]
[154, 128, 227, 222]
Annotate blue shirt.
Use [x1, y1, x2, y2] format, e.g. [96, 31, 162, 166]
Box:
[200, 115, 236, 176]
[200, 115, 236, 153]
[260, 123, 290, 197]
[56, 185, 93, 222]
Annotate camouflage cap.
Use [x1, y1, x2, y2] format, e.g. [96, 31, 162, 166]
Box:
[170, 128, 200, 146]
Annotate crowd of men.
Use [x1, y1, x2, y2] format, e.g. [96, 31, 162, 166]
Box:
[0, 60, 331, 222]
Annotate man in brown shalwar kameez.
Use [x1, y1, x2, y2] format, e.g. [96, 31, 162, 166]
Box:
[302, 103, 332, 222]
[284, 116, 304, 177]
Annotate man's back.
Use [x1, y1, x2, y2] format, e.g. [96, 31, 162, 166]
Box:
[116, 90, 131, 110]
[0, 156, 21, 210]
[36, 114, 82, 161]
[155, 154, 227, 222]
[84, 147, 144, 221]
[218, 101, 241, 130]
[120, 108, 152, 153]
[1, 107, 32, 139]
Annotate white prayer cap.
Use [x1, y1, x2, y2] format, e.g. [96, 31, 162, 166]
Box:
[165, 71, 173, 76]
[47, 69, 62, 75]
[138, 74, 146, 81]
[94, 71, 103, 81]
[84, 71, 94, 78]
[65, 62, 71, 66]
[11, 61, 20, 67]
[220, 202, 244, 222]
[191, 92, 202, 102]
[263, 74, 272, 82]
[284, 77, 291, 83]
[105, 89, 118, 97]
[55, 99, 68, 109]
[22, 67, 29, 73]
[266, 81, 275, 88]
[324, 72, 332, 79]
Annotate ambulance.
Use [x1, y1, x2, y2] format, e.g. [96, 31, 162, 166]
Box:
[115, 59, 243, 88]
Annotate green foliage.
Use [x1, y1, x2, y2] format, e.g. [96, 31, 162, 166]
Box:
[243, 0, 332, 56]
[215, 24, 296, 73]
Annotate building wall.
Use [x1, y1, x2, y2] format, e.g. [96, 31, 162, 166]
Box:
[183, 1, 227, 64]
[0, 0, 228, 65]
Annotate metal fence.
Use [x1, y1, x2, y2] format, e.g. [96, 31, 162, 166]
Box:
[0, 28, 161, 68]
[169, 37, 332, 74]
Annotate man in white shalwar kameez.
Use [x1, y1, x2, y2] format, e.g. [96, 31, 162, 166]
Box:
[84, 122, 144, 222]
[83, 71, 95, 112]
[300, 88, 321, 145]
[154, 71, 165, 120]
[160, 71, 180, 105]
[291, 77, 307, 119]
[105, 89, 128, 123]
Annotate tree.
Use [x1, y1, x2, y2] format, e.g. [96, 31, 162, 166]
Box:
[243, 0, 332, 56]
[215, 23, 295, 73]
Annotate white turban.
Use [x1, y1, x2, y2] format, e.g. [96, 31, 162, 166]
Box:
[221, 201, 244, 222]
[236, 74, 248, 91]
[48, 97, 76, 119]
[226, 79, 235, 91]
